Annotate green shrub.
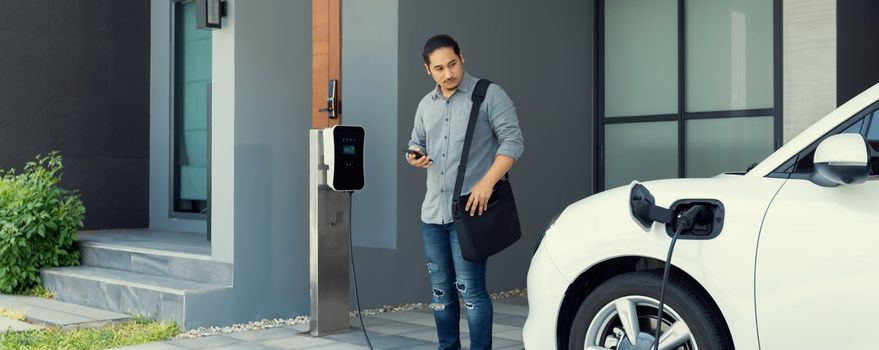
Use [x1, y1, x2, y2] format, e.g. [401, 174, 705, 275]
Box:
[0, 152, 84, 293]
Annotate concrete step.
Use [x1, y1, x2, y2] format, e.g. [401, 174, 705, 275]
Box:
[40, 266, 231, 327]
[77, 236, 232, 285]
[0, 294, 130, 329]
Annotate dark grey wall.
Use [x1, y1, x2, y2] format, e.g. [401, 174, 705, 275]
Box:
[230, 0, 312, 321]
[0, 0, 150, 229]
[352, 0, 594, 308]
[837, 0, 879, 105]
[343, 0, 399, 250]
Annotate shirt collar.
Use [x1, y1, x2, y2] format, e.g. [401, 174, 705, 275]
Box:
[432, 72, 476, 100]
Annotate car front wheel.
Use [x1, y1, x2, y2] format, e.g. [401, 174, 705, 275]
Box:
[568, 270, 732, 350]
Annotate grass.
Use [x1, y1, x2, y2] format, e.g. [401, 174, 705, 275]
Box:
[0, 308, 26, 321]
[0, 317, 179, 350]
[18, 285, 54, 299]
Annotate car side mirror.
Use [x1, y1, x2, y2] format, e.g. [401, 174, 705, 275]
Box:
[811, 133, 870, 187]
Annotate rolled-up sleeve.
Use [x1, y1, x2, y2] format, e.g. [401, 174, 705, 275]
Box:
[486, 85, 524, 161]
[406, 105, 427, 163]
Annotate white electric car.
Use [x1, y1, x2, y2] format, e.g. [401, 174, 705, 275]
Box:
[525, 83, 879, 350]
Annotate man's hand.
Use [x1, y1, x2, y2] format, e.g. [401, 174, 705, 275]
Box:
[465, 179, 495, 216]
[407, 146, 432, 168]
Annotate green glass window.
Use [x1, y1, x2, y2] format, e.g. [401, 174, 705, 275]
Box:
[604, 0, 678, 117]
[173, 0, 211, 214]
[686, 0, 773, 112]
[605, 121, 679, 189]
[598, 0, 779, 190]
[685, 116, 774, 178]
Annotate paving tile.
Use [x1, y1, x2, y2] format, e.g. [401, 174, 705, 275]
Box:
[114, 296, 529, 350]
[0, 292, 131, 328]
[492, 303, 529, 317]
[257, 333, 342, 349]
[281, 322, 311, 333]
[474, 337, 522, 349]
[0, 316, 44, 332]
[497, 296, 529, 306]
[398, 345, 440, 350]
[0, 301, 93, 326]
[494, 329, 524, 341]
[401, 333, 520, 350]
[369, 311, 432, 323]
[493, 315, 526, 328]
[412, 306, 433, 314]
[306, 343, 371, 350]
[211, 343, 279, 350]
[482, 321, 519, 334]
[368, 334, 435, 350]
[0, 294, 129, 320]
[223, 327, 302, 342]
[322, 329, 376, 344]
[401, 316, 518, 335]
[354, 320, 433, 336]
[394, 329, 438, 343]
[112, 343, 189, 350]
[350, 315, 395, 327]
[397, 315, 442, 328]
[168, 335, 241, 349]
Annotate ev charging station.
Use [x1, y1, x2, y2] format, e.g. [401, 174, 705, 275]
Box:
[308, 125, 365, 336]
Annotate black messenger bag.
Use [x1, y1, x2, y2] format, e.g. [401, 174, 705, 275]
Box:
[452, 79, 522, 262]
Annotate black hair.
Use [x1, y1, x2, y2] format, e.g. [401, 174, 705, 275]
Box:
[422, 34, 461, 65]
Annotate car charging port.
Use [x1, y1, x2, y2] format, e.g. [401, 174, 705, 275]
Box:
[665, 199, 725, 240]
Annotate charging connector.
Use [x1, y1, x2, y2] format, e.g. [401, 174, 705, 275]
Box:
[664, 199, 724, 240]
[347, 192, 374, 350]
[628, 184, 724, 349]
[652, 205, 708, 350]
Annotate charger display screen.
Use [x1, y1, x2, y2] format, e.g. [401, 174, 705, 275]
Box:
[330, 126, 365, 191]
[343, 144, 356, 155]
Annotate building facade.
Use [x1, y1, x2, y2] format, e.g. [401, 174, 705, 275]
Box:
[1, 0, 877, 329]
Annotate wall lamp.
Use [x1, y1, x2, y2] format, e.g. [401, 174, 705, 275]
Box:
[196, 0, 227, 29]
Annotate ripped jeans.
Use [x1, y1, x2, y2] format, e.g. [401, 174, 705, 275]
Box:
[422, 222, 492, 350]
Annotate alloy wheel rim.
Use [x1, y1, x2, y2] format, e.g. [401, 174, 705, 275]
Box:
[583, 295, 696, 350]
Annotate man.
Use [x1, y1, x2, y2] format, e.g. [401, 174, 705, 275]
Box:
[406, 34, 524, 350]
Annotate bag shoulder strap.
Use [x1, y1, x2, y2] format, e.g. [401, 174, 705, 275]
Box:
[453, 79, 492, 201]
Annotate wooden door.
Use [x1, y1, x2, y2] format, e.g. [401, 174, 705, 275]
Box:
[312, 0, 341, 128]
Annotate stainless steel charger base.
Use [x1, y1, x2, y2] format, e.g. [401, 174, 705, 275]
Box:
[308, 129, 351, 336]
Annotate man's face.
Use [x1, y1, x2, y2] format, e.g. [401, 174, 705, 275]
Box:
[425, 47, 465, 95]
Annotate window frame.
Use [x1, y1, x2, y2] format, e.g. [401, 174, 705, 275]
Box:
[594, 0, 783, 191]
[169, 0, 211, 221]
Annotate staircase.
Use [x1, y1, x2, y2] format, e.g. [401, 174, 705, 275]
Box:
[40, 230, 233, 328]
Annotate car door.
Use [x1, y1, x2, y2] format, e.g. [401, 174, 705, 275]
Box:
[755, 105, 879, 349]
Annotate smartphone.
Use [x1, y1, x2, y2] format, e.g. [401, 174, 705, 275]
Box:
[402, 148, 429, 161]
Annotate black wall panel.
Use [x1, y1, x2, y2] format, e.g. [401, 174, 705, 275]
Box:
[0, 0, 150, 229]
[838, 0, 879, 105]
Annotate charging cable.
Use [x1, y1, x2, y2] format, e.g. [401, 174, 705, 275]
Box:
[652, 205, 706, 350]
[347, 192, 374, 350]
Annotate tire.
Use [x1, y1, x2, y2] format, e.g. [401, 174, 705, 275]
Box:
[568, 270, 733, 350]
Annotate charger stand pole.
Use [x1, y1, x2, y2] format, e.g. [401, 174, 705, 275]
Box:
[308, 129, 351, 336]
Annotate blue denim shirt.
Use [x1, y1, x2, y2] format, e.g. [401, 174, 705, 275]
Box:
[408, 72, 525, 225]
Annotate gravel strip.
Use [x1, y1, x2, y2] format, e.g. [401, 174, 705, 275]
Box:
[176, 288, 527, 339]
[491, 288, 527, 300]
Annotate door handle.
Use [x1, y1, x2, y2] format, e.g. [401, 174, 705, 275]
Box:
[318, 80, 338, 119]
